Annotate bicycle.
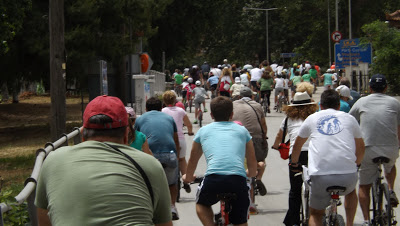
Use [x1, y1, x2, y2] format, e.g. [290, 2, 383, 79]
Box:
[276, 92, 288, 113]
[297, 166, 345, 226]
[176, 175, 202, 203]
[174, 84, 182, 97]
[259, 93, 269, 116]
[370, 156, 397, 226]
[323, 186, 346, 226]
[214, 193, 237, 226]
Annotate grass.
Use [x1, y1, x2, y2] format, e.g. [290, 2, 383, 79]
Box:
[0, 93, 88, 196]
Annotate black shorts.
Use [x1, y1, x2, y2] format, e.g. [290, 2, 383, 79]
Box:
[250, 81, 259, 91]
[181, 90, 187, 99]
[196, 174, 250, 224]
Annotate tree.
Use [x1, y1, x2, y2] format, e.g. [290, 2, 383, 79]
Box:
[0, 0, 32, 54]
[361, 20, 400, 94]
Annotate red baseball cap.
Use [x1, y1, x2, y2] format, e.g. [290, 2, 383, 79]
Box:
[83, 95, 128, 129]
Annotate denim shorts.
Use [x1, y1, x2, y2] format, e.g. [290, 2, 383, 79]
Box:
[153, 151, 179, 185]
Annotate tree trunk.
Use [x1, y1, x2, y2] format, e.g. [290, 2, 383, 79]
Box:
[49, 0, 66, 142]
[1, 83, 9, 103]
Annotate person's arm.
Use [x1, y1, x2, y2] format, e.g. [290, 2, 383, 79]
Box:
[272, 129, 284, 149]
[291, 136, 308, 164]
[37, 208, 51, 226]
[183, 115, 194, 135]
[141, 139, 153, 156]
[261, 116, 268, 139]
[245, 140, 257, 177]
[398, 125, 400, 147]
[183, 141, 203, 183]
[355, 138, 365, 166]
[173, 132, 180, 158]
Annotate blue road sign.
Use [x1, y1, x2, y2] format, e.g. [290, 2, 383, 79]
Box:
[335, 38, 372, 69]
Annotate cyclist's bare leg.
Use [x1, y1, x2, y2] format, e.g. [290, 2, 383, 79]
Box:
[344, 189, 357, 226]
[196, 204, 214, 226]
[256, 161, 266, 181]
[358, 184, 372, 221]
[309, 208, 324, 226]
[170, 184, 178, 206]
[385, 165, 396, 190]
[194, 107, 198, 120]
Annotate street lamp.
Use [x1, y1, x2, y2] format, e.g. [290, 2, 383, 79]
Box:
[243, 7, 278, 63]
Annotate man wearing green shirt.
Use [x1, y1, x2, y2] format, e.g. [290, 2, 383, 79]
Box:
[35, 96, 172, 226]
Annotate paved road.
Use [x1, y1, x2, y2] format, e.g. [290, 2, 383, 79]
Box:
[173, 87, 400, 225]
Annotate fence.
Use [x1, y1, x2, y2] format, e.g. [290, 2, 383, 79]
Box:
[0, 127, 83, 226]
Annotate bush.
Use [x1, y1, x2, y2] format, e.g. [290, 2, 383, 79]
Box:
[0, 188, 30, 225]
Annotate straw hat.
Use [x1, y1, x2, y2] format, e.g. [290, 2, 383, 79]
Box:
[289, 92, 316, 106]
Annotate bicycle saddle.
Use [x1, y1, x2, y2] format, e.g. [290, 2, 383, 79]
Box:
[326, 186, 346, 193]
[372, 156, 390, 164]
[217, 193, 237, 202]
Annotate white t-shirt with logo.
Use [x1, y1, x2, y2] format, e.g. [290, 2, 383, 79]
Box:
[298, 109, 362, 176]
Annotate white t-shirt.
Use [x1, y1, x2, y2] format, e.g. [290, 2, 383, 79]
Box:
[210, 68, 221, 78]
[240, 73, 249, 86]
[284, 79, 289, 89]
[270, 63, 278, 72]
[298, 109, 362, 176]
[280, 118, 310, 155]
[275, 78, 284, 88]
[276, 66, 283, 75]
[250, 68, 263, 82]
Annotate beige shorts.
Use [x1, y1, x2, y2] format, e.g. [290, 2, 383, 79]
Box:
[359, 146, 399, 185]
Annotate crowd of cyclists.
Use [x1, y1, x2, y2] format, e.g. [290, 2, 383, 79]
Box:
[34, 58, 399, 226]
[170, 59, 400, 226]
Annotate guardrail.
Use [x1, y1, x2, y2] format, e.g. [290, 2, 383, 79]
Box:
[0, 127, 83, 226]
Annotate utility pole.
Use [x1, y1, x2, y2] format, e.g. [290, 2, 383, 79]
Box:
[49, 0, 66, 142]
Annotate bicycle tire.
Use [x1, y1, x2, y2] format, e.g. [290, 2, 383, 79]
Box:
[262, 97, 268, 116]
[301, 184, 310, 226]
[371, 182, 379, 225]
[189, 100, 192, 113]
[381, 183, 393, 226]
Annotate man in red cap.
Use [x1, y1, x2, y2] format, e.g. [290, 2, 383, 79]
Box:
[35, 95, 172, 226]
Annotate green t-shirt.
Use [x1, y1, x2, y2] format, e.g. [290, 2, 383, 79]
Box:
[130, 130, 146, 151]
[174, 74, 183, 85]
[35, 141, 171, 225]
[309, 69, 317, 79]
[291, 76, 302, 86]
[302, 74, 311, 82]
[257, 78, 273, 91]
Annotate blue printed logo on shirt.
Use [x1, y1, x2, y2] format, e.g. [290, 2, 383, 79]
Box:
[317, 115, 343, 135]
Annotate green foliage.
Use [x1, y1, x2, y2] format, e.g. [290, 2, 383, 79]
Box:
[0, 0, 32, 54]
[361, 20, 400, 94]
[0, 189, 30, 225]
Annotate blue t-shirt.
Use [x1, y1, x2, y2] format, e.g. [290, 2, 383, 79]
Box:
[207, 76, 219, 86]
[134, 111, 177, 154]
[323, 73, 333, 86]
[194, 121, 252, 178]
[339, 99, 351, 113]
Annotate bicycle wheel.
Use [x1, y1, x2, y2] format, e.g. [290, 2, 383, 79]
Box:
[189, 100, 192, 113]
[262, 98, 268, 116]
[301, 185, 310, 225]
[371, 182, 379, 225]
[381, 183, 393, 225]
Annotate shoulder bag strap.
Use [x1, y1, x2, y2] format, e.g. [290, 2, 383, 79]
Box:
[282, 117, 289, 144]
[242, 99, 265, 136]
[104, 143, 154, 207]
